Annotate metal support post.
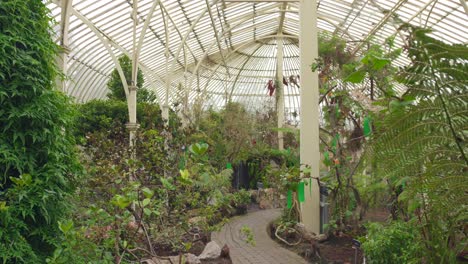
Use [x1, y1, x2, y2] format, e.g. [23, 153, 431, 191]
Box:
[299, 0, 321, 234]
[276, 36, 285, 150]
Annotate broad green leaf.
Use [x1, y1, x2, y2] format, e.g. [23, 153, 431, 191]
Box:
[363, 116, 372, 137]
[189, 142, 209, 156]
[143, 208, 152, 216]
[160, 177, 176, 190]
[344, 70, 366, 83]
[111, 195, 131, 209]
[58, 220, 73, 234]
[141, 187, 154, 198]
[0, 201, 9, 211]
[10, 174, 32, 187]
[371, 57, 391, 70]
[179, 169, 190, 180]
[142, 198, 151, 207]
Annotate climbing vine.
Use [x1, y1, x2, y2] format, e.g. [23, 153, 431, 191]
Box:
[0, 0, 81, 261]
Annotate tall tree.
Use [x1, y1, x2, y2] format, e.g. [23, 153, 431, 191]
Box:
[107, 55, 157, 103]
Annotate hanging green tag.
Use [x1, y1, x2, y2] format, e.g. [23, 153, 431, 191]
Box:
[287, 190, 293, 208]
[324, 151, 331, 166]
[298, 182, 305, 202]
[226, 163, 232, 169]
[331, 134, 340, 154]
[363, 116, 372, 137]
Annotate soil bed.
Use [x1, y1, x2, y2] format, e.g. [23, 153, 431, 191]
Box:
[269, 222, 364, 264]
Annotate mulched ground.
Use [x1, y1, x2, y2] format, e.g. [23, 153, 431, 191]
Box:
[269, 224, 363, 264]
[269, 208, 391, 264]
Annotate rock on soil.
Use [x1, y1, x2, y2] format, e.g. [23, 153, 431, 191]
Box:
[198, 241, 221, 260]
[185, 253, 201, 264]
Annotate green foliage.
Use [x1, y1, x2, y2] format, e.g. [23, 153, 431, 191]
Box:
[0, 0, 80, 261]
[361, 221, 422, 264]
[371, 27, 467, 262]
[343, 45, 398, 84]
[245, 147, 299, 188]
[107, 55, 157, 103]
[74, 99, 165, 137]
[65, 121, 249, 261]
[240, 225, 256, 246]
[190, 102, 256, 167]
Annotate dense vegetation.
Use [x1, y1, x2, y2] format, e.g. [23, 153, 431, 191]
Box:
[0, 0, 80, 261]
[366, 27, 467, 263]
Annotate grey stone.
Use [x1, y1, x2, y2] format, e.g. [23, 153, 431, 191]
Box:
[198, 241, 221, 260]
[185, 253, 201, 264]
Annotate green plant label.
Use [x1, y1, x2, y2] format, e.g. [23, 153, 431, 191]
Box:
[363, 116, 372, 137]
[226, 163, 232, 169]
[298, 182, 305, 202]
[287, 190, 293, 209]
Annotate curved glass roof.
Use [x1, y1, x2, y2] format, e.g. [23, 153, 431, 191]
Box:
[48, 0, 468, 113]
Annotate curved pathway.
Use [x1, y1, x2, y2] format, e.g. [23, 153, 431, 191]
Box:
[212, 209, 307, 264]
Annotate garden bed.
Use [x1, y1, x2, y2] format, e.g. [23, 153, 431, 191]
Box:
[269, 222, 364, 264]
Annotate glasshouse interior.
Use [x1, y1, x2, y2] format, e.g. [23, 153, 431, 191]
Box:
[1, 0, 467, 263]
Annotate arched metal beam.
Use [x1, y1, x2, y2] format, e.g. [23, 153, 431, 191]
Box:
[198, 34, 299, 97]
[133, 0, 161, 83]
[204, 0, 231, 78]
[72, 8, 130, 97]
[185, 9, 299, 99]
[53, 0, 168, 101]
[168, 0, 221, 88]
[184, 8, 354, 100]
[461, 0, 468, 15]
[352, 0, 407, 54]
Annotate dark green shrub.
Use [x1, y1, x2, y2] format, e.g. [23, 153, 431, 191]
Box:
[107, 55, 157, 103]
[0, 0, 80, 261]
[75, 99, 165, 137]
[361, 221, 422, 264]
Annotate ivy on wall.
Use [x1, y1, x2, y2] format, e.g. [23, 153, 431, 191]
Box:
[0, 0, 81, 261]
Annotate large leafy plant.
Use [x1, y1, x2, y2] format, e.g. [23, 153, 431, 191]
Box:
[371, 27, 467, 262]
[314, 32, 401, 231]
[0, 0, 80, 261]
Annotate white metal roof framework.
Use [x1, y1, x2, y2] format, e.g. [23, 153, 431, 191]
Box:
[49, 0, 468, 113]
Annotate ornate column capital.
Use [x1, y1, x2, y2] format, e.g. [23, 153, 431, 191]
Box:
[125, 122, 140, 132]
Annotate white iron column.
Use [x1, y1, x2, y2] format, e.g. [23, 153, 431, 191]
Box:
[276, 36, 285, 150]
[56, 46, 71, 92]
[127, 0, 139, 149]
[126, 85, 139, 148]
[300, 0, 320, 234]
[56, 0, 73, 92]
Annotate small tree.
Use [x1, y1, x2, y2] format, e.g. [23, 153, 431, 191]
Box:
[107, 55, 157, 103]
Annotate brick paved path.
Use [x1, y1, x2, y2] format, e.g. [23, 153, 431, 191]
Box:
[212, 209, 307, 264]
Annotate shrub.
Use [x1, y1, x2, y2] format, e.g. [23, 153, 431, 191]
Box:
[75, 99, 166, 137]
[361, 221, 422, 264]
